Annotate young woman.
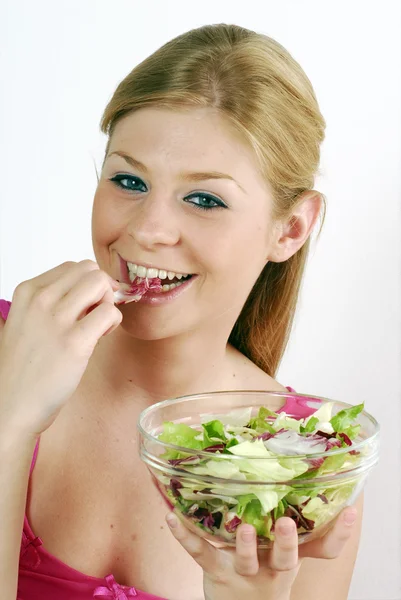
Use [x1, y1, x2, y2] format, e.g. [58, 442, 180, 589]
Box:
[0, 23, 361, 600]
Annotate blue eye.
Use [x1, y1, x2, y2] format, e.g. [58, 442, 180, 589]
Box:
[110, 174, 147, 193]
[185, 193, 227, 211]
[109, 175, 227, 212]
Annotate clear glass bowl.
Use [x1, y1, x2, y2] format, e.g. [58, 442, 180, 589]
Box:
[138, 391, 380, 548]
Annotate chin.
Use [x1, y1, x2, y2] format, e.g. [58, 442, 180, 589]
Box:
[117, 312, 194, 342]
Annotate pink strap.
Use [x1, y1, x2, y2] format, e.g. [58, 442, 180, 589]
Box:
[279, 387, 322, 418]
[30, 440, 40, 476]
[0, 299, 11, 321]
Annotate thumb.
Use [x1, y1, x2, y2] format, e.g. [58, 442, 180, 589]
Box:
[166, 513, 218, 574]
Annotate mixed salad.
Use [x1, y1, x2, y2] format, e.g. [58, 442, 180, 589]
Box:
[156, 402, 365, 541]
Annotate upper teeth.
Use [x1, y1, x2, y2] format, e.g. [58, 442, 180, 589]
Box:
[127, 262, 189, 281]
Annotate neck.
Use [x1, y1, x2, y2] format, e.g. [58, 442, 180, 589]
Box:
[78, 325, 238, 417]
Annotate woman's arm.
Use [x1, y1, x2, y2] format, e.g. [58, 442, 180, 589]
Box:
[291, 494, 364, 600]
[0, 423, 37, 598]
[0, 319, 37, 598]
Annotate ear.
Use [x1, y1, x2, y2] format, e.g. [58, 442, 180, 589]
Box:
[268, 191, 323, 263]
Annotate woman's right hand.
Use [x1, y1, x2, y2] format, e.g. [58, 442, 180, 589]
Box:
[0, 260, 123, 440]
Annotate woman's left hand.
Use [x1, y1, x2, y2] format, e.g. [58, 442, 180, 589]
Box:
[166, 506, 357, 600]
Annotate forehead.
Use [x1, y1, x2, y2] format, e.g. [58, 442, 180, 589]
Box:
[108, 107, 267, 186]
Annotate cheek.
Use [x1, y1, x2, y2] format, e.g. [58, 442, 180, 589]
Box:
[91, 187, 122, 245]
[208, 217, 269, 279]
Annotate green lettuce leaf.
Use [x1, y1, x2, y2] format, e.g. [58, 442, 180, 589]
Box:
[225, 438, 239, 451]
[228, 440, 305, 481]
[302, 481, 357, 527]
[242, 498, 268, 536]
[273, 413, 301, 433]
[249, 407, 277, 434]
[330, 403, 364, 433]
[202, 420, 227, 446]
[253, 488, 289, 515]
[342, 424, 361, 440]
[274, 498, 286, 520]
[236, 494, 258, 517]
[159, 421, 203, 459]
[300, 416, 319, 434]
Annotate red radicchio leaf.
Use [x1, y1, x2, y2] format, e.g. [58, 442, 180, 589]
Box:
[307, 433, 331, 442]
[255, 431, 275, 441]
[169, 478, 183, 497]
[146, 277, 162, 292]
[254, 428, 287, 444]
[203, 444, 226, 453]
[307, 456, 325, 470]
[168, 455, 200, 466]
[316, 430, 334, 439]
[336, 433, 360, 454]
[338, 432, 352, 446]
[114, 277, 162, 305]
[317, 493, 329, 504]
[326, 438, 342, 451]
[202, 514, 215, 529]
[225, 515, 242, 533]
[285, 505, 315, 531]
[193, 508, 210, 520]
[128, 276, 162, 298]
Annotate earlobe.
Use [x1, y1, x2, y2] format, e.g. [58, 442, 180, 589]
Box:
[268, 191, 322, 263]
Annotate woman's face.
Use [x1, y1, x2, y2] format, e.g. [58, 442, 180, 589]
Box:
[92, 107, 282, 340]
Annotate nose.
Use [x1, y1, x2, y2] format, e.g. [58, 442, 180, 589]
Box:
[126, 193, 181, 249]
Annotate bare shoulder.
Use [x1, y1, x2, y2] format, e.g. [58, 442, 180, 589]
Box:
[0, 316, 5, 337]
[227, 345, 288, 392]
[291, 493, 364, 600]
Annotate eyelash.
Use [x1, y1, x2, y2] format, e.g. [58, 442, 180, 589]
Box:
[109, 174, 228, 211]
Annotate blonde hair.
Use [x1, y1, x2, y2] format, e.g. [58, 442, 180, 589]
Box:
[100, 23, 326, 377]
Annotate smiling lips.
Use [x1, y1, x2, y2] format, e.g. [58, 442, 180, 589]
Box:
[127, 261, 190, 283]
[114, 257, 194, 305]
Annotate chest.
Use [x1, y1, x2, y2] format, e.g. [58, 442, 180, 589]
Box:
[27, 433, 204, 600]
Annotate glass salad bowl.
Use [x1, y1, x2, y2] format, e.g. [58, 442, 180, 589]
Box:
[138, 391, 380, 548]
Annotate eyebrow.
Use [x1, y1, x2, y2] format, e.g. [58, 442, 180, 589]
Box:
[107, 150, 246, 193]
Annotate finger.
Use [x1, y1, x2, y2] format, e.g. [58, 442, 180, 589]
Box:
[165, 513, 218, 573]
[31, 261, 97, 296]
[15, 261, 97, 311]
[299, 507, 357, 560]
[58, 268, 118, 321]
[11, 262, 78, 306]
[269, 518, 299, 571]
[32, 260, 118, 303]
[234, 524, 259, 576]
[71, 302, 122, 350]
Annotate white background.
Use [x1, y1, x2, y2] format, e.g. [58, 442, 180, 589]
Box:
[1, 1, 400, 598]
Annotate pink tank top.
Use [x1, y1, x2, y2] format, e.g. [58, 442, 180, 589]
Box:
[0, 299, 318, 600]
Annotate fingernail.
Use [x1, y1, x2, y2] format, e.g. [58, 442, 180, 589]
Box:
[166, 514, 178, 528]
[278, 523, 295, 537]
[344, 510, 357, 526]
[241, 526, 255, 543]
